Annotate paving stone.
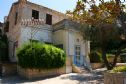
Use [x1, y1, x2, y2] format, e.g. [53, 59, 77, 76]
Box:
[1, 68, 106, 84]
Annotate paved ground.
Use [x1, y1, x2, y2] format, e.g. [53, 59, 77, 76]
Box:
[1, 68, 106, 84]
[0, 76, 1, 84]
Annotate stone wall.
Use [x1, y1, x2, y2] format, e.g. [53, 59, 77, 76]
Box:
[18, 66, 66, 79]
[18, 56, 73, 79]
[104, 72, 126, 84]
[116, 63, 126, 67]
[7, 3, 21, 62]
[91, 63, 104, 70]
[2, 56, 72, 78]
[108, 56, 121, 63]
[2, 63, 17, 76]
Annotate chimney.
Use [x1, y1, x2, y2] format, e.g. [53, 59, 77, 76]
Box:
[18, 0, 27, 3]
[18, 0, 27, 7]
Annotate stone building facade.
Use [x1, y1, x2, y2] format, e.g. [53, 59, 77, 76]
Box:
[5, 0, 91, 72]
[0, 22, 3, 34]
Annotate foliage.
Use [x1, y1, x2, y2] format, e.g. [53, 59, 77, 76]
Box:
[0, 29, 9, 62]
[17, 42, 66, 69]
[111, 66, 126, 73]
[106, 54, 114, 58]
[90, 41, 100, 51]
[67, 0, 123, 25]
[120, 53, 126, 63]
[121, 48, 126, 53]
[0, 29, 8, 48]
[67, 0, 126, 70]
[89, 51, 102, 63]
[106, 39, 122, 53]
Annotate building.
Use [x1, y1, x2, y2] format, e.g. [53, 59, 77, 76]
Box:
[0, 22, 3, 34]
[5, 0, 91, 72]
[0, 22, 3, 28]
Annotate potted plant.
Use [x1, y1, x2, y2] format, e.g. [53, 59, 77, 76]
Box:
[104, 66, 126, 84]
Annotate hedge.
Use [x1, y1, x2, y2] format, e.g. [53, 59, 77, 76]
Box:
[111, 66, 126, 73]
[17, 42, 66, 69]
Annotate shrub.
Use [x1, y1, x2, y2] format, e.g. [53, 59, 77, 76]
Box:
[111, 66, 126, 73]
[17, 42, 66, 69]
[89, 51, 102, 63]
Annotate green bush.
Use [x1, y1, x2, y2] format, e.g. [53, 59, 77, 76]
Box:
[89, 51, 102, 63]
[17, 42, 66, 69]
[111, 66, 126, 73]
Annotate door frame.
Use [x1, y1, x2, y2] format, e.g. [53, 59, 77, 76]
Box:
[74, 45, 82, 67]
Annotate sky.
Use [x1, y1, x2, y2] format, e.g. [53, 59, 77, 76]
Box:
[0, 0, 77, 22]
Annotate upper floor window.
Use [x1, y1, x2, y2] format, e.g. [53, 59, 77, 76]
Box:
[46, 14, 52, 25]
[32, 10, 39, 19]
[15, 12, 18, 25]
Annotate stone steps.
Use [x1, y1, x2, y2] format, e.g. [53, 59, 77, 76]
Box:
[79, 67, 91, 73]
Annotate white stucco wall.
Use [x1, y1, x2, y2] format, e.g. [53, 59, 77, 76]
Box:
[67, 30, 86, 56]
[68, 30, 91, 69]
[53, 28, 91, 70]
[53, 30, 67, 52]
[53, 29, 89, 56]
[68, 31, 74, 56]
[19, 26, 52, 46]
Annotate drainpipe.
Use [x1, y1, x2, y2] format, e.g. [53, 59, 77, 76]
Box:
[68, 29, 69, 56]
[86, 41, 92, 71]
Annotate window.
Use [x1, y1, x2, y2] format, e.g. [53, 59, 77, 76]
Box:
[46, 14, 52, 25]
[55, 44, 63, 49]
[15, 12, 18, 25]
[32, 10, 39, 19]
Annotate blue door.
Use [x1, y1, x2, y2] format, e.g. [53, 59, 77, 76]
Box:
[74, 45, 82, 66]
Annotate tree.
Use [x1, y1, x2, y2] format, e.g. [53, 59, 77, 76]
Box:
[0, 29, 9, 62]
[67, 0, 126, 70]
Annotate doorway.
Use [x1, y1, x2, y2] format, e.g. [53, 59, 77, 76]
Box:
[74, 45, 81, 66]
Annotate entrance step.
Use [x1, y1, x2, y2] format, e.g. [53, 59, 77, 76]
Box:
[72, 65, 90, 73]
[79, 67, 91, 73]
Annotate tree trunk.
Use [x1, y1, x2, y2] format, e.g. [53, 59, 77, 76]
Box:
[112, 49, 121, 68]
[101, 47, 112, 70]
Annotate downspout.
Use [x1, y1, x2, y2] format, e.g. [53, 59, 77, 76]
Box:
[86, 41, 92, 71]
[68, 29, 69, 56]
